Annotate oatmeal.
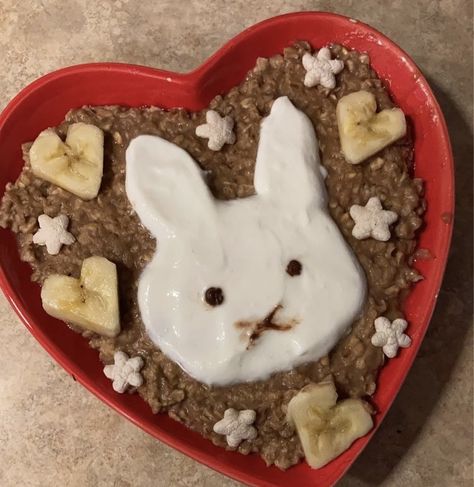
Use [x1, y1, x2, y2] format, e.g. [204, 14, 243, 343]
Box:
[0, 42, 423, 469]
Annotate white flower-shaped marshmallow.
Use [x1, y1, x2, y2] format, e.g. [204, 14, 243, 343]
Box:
[302, 47, 344, 89]
[350, 197, 398, 241]
[103, 351, 144, 393]
[371, 316, 412, 358]
[32, 214, 75, 255]
[195, 110, 236, 151]
[213, 408, 257, 447]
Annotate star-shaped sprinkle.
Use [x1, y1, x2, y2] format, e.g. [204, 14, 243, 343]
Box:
[195, 110, 236, 151]
[103, 351, 144, 393]
[349, 197, 398, 241]
[213, 408, 257, 447]
[371, 316, 412, 358]
[302, 47, 345, 89]
[32, 214, 75, 255]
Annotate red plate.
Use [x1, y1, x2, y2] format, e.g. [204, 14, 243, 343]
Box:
[0, 12, 454, 487]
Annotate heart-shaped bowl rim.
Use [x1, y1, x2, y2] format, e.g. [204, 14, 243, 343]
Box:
[0, 11, 454, 487]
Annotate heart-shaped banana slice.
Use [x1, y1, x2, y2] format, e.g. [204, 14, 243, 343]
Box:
[287, 381, 373, 469]
[336, 90, 406, 164]
[41, 256, 120, 337]
[29, 122, 104, 200]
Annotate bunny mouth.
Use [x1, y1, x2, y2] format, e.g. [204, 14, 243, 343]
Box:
[235, 305, 298, 349]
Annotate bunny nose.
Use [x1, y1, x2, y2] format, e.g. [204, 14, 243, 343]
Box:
[236, 305, 296, 349]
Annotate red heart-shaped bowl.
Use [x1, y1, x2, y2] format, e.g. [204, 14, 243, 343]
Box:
[0, 11, 453, 487]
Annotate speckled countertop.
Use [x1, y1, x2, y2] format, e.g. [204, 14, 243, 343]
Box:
[0, 1, 472, 486]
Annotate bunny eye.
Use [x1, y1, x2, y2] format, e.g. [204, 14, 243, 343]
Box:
[286, 260, 302, 276]
[204, 287, 225, 306]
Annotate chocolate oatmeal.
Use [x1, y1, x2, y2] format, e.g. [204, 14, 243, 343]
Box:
[0, 42, 423, 469]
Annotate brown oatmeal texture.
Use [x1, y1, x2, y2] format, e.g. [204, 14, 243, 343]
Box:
[0, 43, 424, 469]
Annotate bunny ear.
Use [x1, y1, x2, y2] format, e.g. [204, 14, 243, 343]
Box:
[253, 96, 327, 212]
[125, 135, 222, 261]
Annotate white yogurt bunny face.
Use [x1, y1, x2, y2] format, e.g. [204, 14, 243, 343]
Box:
[126, 97, 366, 385]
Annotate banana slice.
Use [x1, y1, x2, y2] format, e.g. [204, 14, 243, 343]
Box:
[41, 256, 120, 337]
[287, 381, 373, 468]
[29, 123, 104, 200]
[336, 90, 406, 164]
